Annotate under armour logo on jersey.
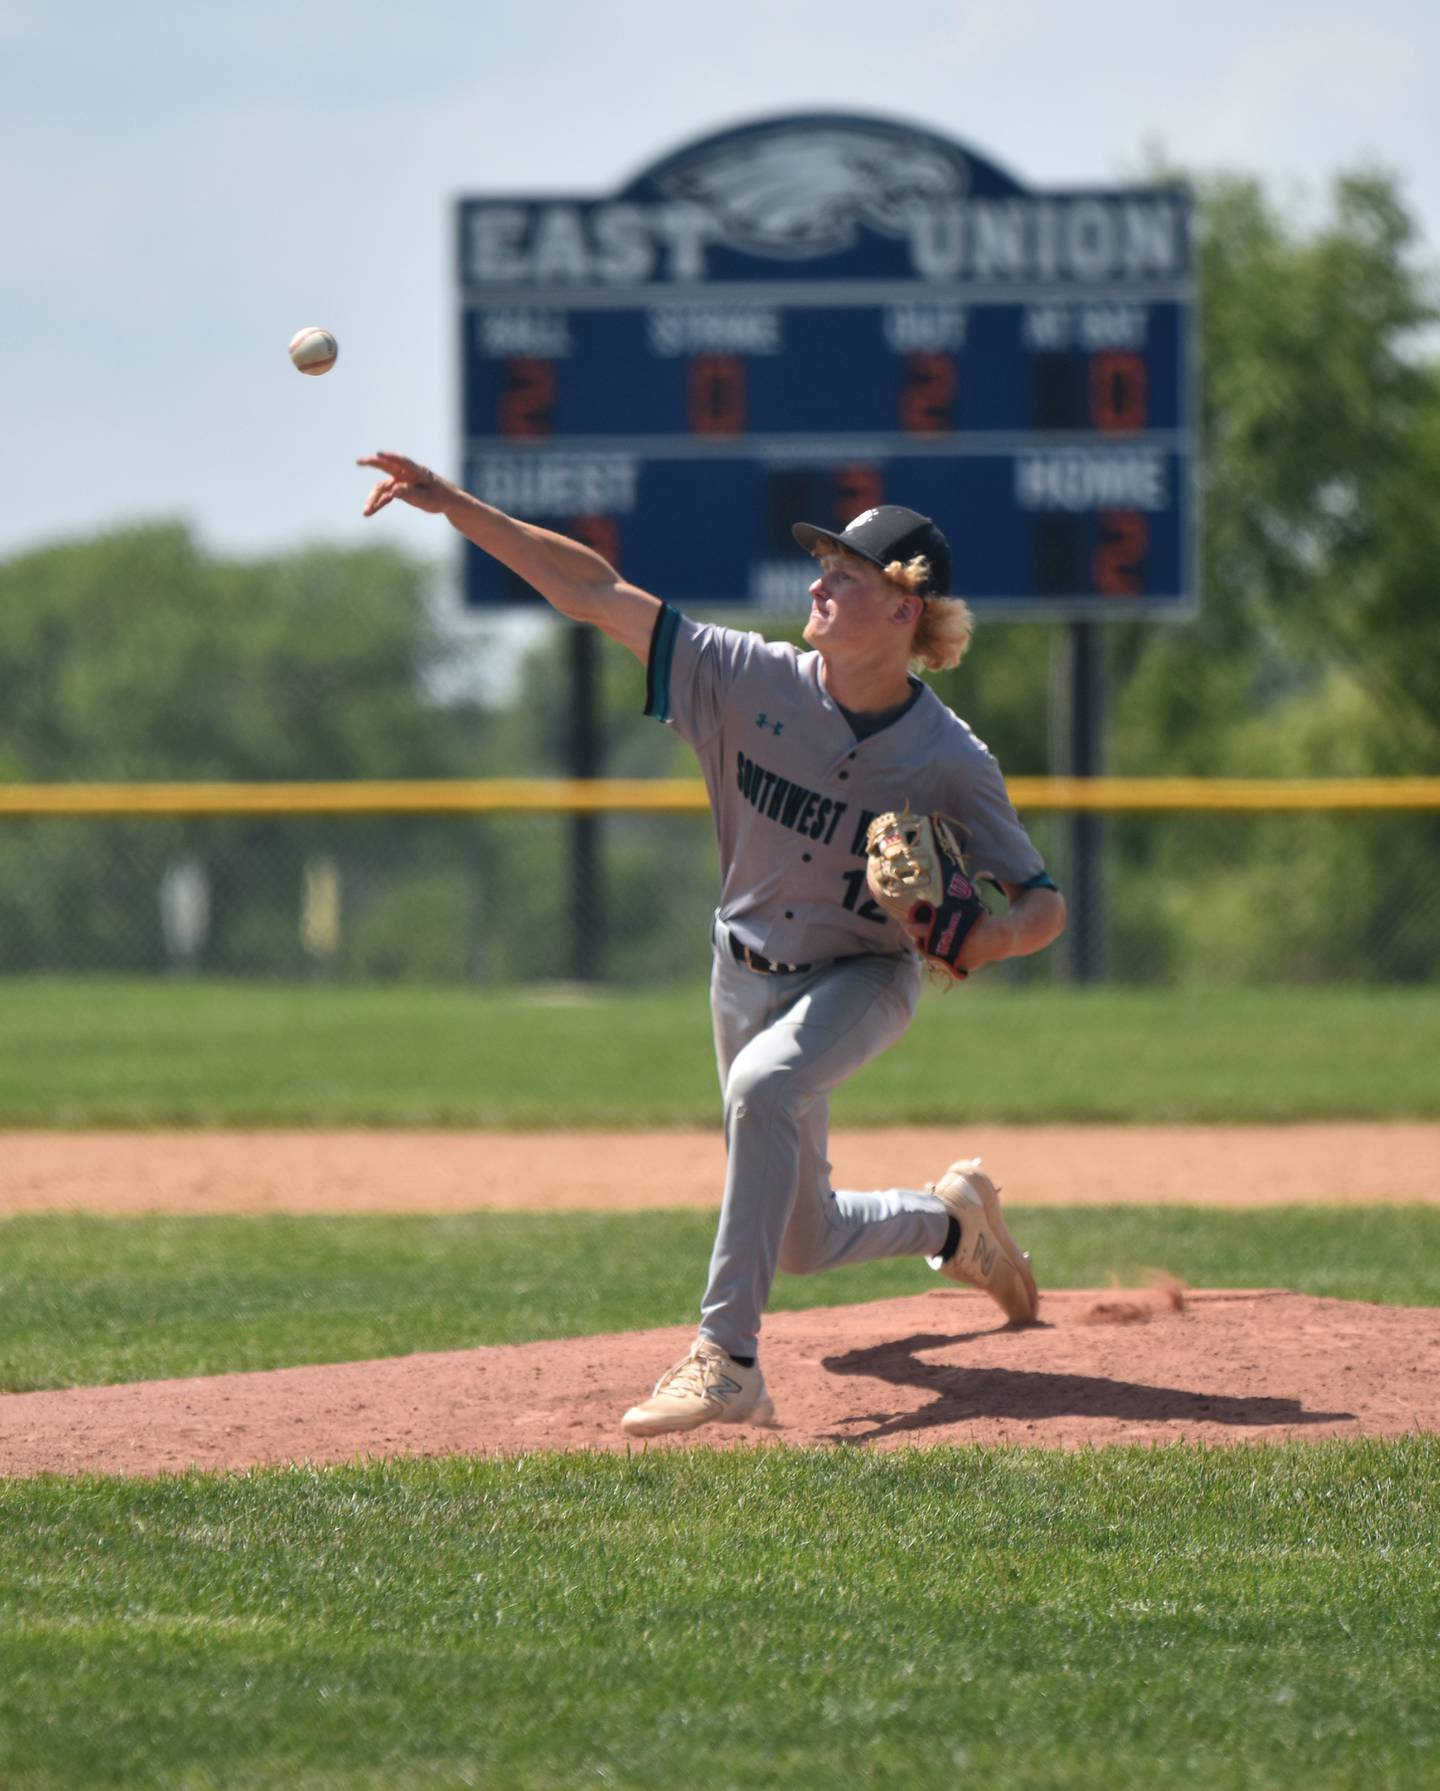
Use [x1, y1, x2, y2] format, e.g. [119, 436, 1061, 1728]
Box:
[755, 713, 784, 736]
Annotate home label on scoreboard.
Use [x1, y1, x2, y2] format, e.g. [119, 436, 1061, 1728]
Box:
[456, 112, 1197, 618]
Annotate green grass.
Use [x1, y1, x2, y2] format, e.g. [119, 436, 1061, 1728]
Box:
[0, 977, 1437, 1125]
[0, 1443, 1436, 1789]
[2, 973, 1436, 1787]
[3, 1206, 1438, 1393]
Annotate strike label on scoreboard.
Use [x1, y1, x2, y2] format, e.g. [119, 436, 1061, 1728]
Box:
[456, 113, 1197, 618]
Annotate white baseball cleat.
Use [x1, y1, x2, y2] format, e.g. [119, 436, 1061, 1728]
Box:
[621, 1339, 778, 1438]
[929, 1157, 1040, 1323]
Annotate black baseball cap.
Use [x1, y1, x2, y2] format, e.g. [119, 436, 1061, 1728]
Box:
[792, 505, 952, 596]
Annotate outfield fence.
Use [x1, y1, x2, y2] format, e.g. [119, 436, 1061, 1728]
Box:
[0, 780, 1436, 986]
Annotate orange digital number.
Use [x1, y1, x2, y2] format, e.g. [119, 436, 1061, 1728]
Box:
[900, 352, 957, 433]
[1093, 509, 1147, 597]
[833, 466, 884, 526]
[499, 357, 556, 438]
[569, 515, 621, 571]
[687, 355, 745, 436]
[1090, 351, 1147, 433]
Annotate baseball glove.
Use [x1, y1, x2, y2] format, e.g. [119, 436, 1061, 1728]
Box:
[864, 809, 988, 982]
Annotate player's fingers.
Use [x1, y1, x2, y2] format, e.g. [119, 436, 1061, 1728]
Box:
[361, 481, 395, 516]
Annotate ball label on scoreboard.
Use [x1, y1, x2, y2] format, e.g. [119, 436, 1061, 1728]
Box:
[456, 113, 1197, 617]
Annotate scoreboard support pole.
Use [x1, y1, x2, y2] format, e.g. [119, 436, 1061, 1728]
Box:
[569, 623, 603, 982]
[1064, 620, 1106, 985]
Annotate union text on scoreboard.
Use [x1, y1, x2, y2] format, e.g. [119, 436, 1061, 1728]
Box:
[456, 113, 1197, 618]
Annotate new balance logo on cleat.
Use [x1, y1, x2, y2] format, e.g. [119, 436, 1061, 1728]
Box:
[930, 1157, 1040, 1323]
[620, 1340, 778, 1437]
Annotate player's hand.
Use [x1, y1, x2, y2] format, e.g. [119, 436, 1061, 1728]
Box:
[357, 453, 453, 517]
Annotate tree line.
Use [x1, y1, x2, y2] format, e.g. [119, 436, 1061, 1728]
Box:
[1, 165, 1435, 983]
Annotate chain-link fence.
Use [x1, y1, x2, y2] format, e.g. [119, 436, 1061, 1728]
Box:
[0, 792, 1435, 987]
[6, 511, 1437, 995]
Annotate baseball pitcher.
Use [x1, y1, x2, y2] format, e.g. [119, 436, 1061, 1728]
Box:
[359, 454, 1066, 1437]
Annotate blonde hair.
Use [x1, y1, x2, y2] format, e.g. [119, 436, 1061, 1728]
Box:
[911, 595, 974, 673]
[816, 545, 973, 672]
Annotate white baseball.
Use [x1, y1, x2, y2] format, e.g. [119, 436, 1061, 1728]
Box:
[288, 327, 338, 376]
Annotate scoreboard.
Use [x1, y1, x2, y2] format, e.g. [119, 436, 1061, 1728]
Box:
[456, 113, 1197, 617]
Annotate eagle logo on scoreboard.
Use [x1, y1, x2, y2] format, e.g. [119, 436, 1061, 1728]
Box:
[656, 122, 968, 261]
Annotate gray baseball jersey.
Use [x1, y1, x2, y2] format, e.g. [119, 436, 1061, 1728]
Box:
[646, 606, 1051, 966]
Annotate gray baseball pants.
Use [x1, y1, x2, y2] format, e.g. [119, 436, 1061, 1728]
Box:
[698, 918, 951, 1361]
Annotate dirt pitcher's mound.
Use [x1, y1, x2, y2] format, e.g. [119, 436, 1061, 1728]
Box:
[2, 1289, 1436, 1477]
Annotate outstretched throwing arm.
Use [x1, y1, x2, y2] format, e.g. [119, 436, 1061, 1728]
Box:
[357, 453, 661, 662]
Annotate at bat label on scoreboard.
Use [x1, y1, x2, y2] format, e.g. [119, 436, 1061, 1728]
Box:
[457, 113, 1197, 617]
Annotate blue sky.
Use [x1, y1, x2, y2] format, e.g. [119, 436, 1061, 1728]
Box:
[3, 0, 1436, 566]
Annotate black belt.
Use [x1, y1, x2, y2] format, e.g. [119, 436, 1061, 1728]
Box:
[728, 934, 813, 976]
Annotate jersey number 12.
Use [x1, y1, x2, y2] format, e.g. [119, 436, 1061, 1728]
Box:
[840, 868, 887, 924]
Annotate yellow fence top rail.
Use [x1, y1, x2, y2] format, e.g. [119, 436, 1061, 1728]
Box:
[0, 779, 704, 816]
[1012, 777, 1440, 812]
[1, 777, 1439, 818]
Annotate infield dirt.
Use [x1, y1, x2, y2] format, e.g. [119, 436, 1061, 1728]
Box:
[1, 1122, 1437, 1215]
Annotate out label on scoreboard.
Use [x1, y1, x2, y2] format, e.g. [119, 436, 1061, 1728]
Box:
[457, 113, 1197, 618]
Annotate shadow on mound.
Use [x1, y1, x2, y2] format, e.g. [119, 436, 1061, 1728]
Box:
[820, 1331, 1357, 1444]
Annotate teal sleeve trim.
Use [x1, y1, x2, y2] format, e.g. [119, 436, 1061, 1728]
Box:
[1022, 871, 1059, 892]
[644, 603, 681, 721]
